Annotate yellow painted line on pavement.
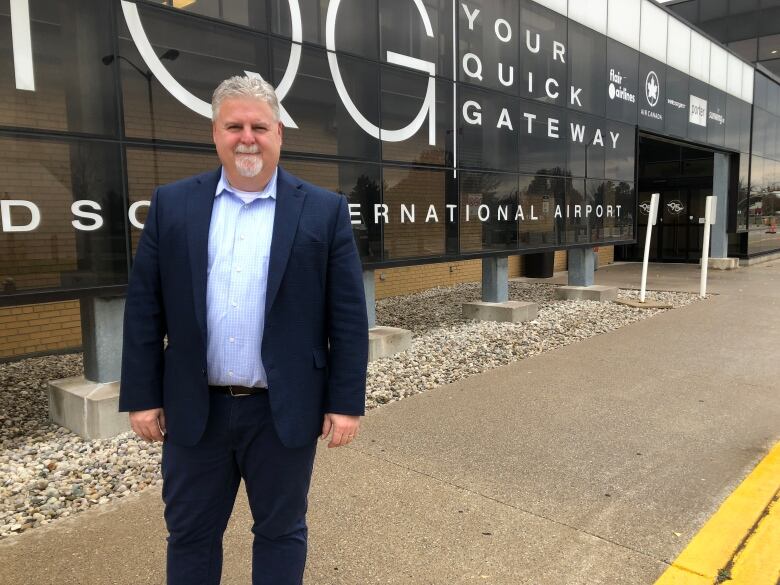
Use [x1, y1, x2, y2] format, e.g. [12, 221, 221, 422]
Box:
[728, 494, 780, 585]
[654, 441, 780, 585]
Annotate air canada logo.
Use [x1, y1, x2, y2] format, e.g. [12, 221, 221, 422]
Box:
[666, 200, 685, 215]
[645, 71, 660, 107]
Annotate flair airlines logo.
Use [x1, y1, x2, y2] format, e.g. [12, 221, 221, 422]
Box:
[608, 69, 635, 103]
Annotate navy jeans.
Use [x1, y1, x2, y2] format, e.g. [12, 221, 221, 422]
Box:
[162, 391, 317, 585]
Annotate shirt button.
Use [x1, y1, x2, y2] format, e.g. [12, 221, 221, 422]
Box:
[231, 301, 238, 307]
[240, 235, 245, 240]
[236, 267, 242, 272]
[229, 337, 235, 343]
[228, 370, 233, 376]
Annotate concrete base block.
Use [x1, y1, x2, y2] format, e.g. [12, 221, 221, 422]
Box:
[369, 326, 412, 361]
[555, 285, 618, 302]
[48, 376, 129, 440]
[740, 251, 780, 266]
[705, 257, 739, 270]
[462, 301, 538, 323]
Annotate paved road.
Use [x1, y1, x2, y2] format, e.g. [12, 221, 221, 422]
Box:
[1, 261, 778, 584]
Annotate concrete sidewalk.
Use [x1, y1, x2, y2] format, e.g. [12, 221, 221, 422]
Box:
[1, 261, 778, 584]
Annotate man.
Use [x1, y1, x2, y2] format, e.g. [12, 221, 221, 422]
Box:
[119, 75, 369, 585]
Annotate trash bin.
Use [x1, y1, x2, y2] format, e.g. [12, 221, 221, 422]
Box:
[524, 251, 555, 278]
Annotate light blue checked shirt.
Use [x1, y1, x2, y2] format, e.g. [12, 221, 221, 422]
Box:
[206, 167, 277, 387]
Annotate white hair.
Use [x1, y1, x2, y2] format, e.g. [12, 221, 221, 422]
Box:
[211, 75, 280, 121]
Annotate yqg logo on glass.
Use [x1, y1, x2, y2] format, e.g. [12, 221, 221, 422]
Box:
[123, 0, 437, 144]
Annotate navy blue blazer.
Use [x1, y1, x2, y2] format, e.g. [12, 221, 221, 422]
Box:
[119, 166, 369, 449]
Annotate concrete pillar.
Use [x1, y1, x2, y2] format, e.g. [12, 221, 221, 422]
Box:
[556, 247, 617, 301]
[81, 296, 125, 383]
[49, 296, 129, 439]
[482, 256, 508, 303]
[567, 248, 594, 287]
[363, 269, 376, 329]
[712, 152, 729, 259]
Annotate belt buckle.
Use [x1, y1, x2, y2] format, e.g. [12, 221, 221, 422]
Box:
[227, 385, 250, 397]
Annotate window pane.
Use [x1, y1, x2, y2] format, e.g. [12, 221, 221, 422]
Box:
[280, 158, 382, 262]
[0, 0, 117, 135]
[459, 171, 518, 252]
[638, 55, 665, 132]
[0, 135, 127, 296]
[519, 0, 568, 106]
[118, 3, 271, 143]
[274, 42, 380, 161]
[516, 99, 567, 175]
[664, 67, 690, 140]
[518, 173, 563, 248]
[706, 87, 727, 147]
[271, 0, 377, 60]
[457, 0, 520, 94]
[605, 39, 639, 125]
[567, 21, 607, 117]
[736, 153, 749, 232]
[381, 69, 452, 166]
[604, 120, 636, 182]
[126, 147, 218, 254]
[458, 86, 519, 171]
[379, 0, 453, 80]
[382, 167, 446, 260]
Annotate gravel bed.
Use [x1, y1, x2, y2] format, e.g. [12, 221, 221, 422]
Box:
[0, 354, 161, 538]
[0, 283, 700, 539]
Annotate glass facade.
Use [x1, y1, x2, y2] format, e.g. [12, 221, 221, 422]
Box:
[667, 0, 780, 256]
[0, 0, 775, 303]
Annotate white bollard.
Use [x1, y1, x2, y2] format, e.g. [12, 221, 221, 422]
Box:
[700, 195, 716, 298]
[640, 193, 660, 303]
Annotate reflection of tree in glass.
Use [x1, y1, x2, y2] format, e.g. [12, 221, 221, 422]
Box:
[348, 174, 382, 259]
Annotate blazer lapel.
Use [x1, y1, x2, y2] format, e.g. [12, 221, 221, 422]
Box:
[186, 167, 221, 350]
[265, 166, 306, 318]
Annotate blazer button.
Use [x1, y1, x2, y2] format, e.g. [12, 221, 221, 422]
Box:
[201, 368, 207, 376]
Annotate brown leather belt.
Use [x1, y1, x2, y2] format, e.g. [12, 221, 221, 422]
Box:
[209, 385, 267, 397]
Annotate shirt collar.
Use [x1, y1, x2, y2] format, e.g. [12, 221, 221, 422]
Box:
[215, 167, 278, 200]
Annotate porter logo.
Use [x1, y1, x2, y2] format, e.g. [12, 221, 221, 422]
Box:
[689, 95, 708, 127]
[666, 200, 685, 215]
[645, 71, 660, 107]
[639, 201, 652, 215]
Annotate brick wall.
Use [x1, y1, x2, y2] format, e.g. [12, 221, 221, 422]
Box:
[0, 301, 81, 359]
[0, 247, 614, 358]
